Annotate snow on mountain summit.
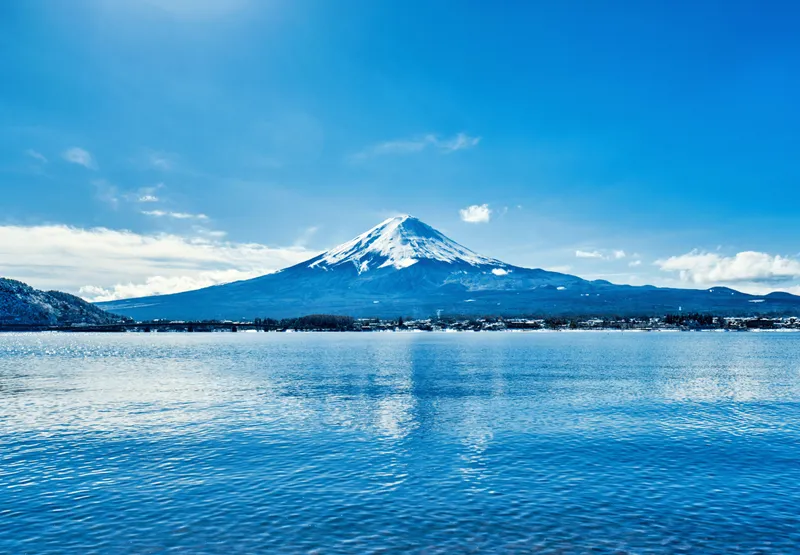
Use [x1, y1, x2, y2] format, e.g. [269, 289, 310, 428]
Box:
[309, 215, 504, 272]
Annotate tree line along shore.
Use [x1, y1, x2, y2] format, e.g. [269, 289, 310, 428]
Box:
[2, 313, 799, 332]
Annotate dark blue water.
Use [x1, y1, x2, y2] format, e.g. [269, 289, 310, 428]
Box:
[2, 332, 800, 553]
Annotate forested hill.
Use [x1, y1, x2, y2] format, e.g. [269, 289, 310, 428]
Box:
[0, 278, 128, 326]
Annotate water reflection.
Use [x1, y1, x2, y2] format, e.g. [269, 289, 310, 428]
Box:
[3, 332, 800, 438]
[2, 332, 800, 553]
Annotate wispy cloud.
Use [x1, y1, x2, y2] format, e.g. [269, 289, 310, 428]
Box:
[142, 210, 209, 220]
[62, 147, 96, 169]
[129, 183, 165, 203]
[25, 149, 48, 163]
[437, 133, 481, 152]
[294, 225, 319, 247]
[146, 150, 176, 171]
[92, 179, 120, 209]
[194, 227, 227, 239]
[354, 132, 480, 159]
[575, 249, 627, 260]
[459, 204, 492, 224]
[575, 249, 605, 259]
[105, 183, 164, 205]
[0, 224, 316, 302]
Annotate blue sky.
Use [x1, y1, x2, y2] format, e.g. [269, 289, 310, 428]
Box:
[1, 0, 799, 299]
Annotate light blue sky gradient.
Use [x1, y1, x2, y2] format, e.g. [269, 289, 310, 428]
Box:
[1, 0, 799, 299]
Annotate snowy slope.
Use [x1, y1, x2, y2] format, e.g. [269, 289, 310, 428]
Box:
[309, 215, 505, 272]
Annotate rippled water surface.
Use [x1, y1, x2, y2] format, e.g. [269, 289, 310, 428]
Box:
[2, 332, 800, 553]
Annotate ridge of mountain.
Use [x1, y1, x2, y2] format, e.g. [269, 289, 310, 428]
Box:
[97, 216, 800, 321]
[1, 277, 128, 326]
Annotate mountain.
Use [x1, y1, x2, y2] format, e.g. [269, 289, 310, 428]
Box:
[1, 278, 128, 326]
[98, 215, 800, 320]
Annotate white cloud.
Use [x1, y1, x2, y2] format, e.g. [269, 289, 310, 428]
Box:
[575, 249, 604, 259]
[62, 147, 96, 169]
[129, 183, 165, 203]
[25, 149, 48, 163]
[355, 132, 480, 159]
[78, 271, 260, 302]
[459, 204, 492, 224]
[657, 250, 800, 285]
[142, 210, 209, 220]
[575, 249, 627, 260]
[629, 259, 642, 267]
[98, 183, 163, 205]
[0, 224, 316, 302]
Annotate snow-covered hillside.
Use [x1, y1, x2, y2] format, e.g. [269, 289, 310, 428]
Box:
[309, 215, 505, 272]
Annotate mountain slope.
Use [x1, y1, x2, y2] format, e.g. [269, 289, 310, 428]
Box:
[1, 278, 128, 326]
[98, 215, 800, 320]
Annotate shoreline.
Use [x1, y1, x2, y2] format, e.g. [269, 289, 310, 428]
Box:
[2, 327, 799, 334]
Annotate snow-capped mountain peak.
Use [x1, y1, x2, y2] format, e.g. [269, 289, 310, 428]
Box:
[309, 215, 503, 272]
[98, 214, 800, 322]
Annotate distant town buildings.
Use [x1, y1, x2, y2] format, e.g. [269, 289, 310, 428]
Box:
[3, 314, 799, 333]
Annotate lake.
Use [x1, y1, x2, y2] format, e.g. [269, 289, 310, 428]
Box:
[2, 332, 800, 553]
